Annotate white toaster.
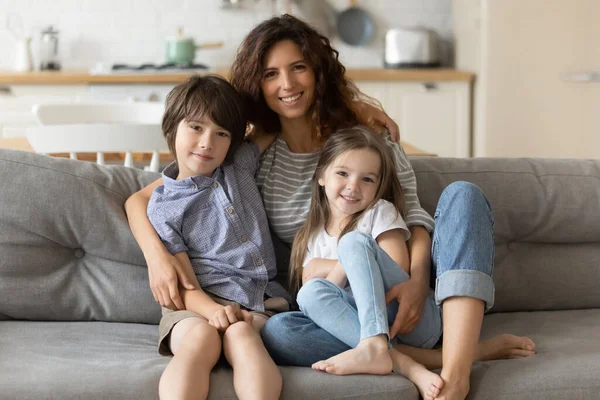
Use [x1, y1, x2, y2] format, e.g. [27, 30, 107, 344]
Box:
[384, 28, 441, 68]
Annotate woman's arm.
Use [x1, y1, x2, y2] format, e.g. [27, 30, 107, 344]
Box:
[124, 179, 195, 310]
[354, 101, 400, 143]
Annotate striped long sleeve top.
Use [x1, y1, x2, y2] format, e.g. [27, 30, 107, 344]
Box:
[256, 136, 434, 245]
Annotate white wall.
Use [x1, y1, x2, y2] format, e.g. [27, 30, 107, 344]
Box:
[0, 0, 453, 71]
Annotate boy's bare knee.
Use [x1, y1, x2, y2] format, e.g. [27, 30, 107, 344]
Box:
[223, 320, 256, 341]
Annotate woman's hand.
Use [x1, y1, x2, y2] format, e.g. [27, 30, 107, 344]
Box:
[385, 278, 429, 338]
[147, 250, 196, 311]
[355, 101, 400, 143]
[208, 304, 254, 333]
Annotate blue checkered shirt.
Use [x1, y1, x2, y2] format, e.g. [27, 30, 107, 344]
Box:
[147, 141, 291, 311]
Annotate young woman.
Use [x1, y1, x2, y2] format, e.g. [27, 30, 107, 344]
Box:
[125, 15, 536, 400]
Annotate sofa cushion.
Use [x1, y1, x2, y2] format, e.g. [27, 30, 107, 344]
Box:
[471, 309, 600, 400]
[411, 157, 600, 312]
[0, 320, 419, 400]
[0, 149, 161, 323]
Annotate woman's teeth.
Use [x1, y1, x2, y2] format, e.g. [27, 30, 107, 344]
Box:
[281, 93, 302, 103]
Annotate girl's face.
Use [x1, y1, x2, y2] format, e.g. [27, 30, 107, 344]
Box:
[318, 148, 381, 223]
[260, 39, 316, 124]
[174, 116, 232, 180]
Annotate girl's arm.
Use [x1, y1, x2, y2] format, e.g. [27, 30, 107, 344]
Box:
[124, 179, 195, 310]
[302, 258, 337, 285]
[382, 226, 432, 338]
[325, 261, 347, 287]
[376, 228, 411, 275]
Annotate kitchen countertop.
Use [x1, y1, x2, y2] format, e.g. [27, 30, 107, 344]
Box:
[0, 137, 436, 158]
[0, 68, 474, 85]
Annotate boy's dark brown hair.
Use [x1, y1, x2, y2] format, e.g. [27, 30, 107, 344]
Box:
[162, 74, 248, 164]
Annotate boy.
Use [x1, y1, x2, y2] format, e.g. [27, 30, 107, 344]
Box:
[146, 75, 290, 400]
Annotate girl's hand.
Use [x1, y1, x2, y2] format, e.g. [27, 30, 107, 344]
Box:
[385, 278, 429, 338]
[208, 304, 254, 332]
[355, 101, 400, 143]
[147, 249, 196, 311]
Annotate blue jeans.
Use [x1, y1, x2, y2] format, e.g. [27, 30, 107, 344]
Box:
[296, 231, 442, 349]
[262, 181, 495, 366]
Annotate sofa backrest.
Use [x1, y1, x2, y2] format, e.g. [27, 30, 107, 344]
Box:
[0, 149, 161, 323]
[411, 157, 600, 313]
[1, 150, 599, 322]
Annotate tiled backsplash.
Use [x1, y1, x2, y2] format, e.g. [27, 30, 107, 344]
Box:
[0, 0, 453, 71]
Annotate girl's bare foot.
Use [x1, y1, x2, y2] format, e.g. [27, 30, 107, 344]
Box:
[402, 363, 444, 400]
[477, 334, 536, 361]
[311, 336, 392, 376]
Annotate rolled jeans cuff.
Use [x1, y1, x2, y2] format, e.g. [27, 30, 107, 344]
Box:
[435, 270, 495, 312]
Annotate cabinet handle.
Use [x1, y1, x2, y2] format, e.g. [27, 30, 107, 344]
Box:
[0, 86, 12, 95]
[421, 82, 438, 91]
[561, 72, 600, 82]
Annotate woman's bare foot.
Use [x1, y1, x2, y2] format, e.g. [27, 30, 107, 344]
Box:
[311, 336, 392, 376]
[477, 334, 536, 361]
[436, 369, 470, 400]
[403, 363, 444, 400]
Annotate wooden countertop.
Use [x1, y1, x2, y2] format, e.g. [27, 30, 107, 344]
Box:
[0, 137, 436, 159]
[0, 68, 474, 85]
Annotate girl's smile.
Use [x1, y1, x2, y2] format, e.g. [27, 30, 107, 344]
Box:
[318, 148, 381, 228]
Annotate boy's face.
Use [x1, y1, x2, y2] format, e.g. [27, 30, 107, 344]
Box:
[174, 116, 232, 180]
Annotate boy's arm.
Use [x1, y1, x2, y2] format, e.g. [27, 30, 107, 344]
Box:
[172, 253, 225, 319]
[124, 178, 195, 310]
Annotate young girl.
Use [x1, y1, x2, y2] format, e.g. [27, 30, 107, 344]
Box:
[146, 74, 290, 400]
[290, 126, 443, 400]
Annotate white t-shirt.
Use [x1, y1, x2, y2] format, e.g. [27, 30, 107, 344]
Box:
[303, 199, 410, 267]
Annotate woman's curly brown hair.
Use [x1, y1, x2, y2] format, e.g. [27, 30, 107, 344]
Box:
[230, 14, 375, 143]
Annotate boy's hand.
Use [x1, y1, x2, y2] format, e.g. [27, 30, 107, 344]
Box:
[208, 304, 254, 332]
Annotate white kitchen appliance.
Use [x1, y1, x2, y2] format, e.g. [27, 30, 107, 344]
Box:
[384, 28, 440, 68]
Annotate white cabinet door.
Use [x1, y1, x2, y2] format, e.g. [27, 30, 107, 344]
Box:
[355, 81, 471, 158]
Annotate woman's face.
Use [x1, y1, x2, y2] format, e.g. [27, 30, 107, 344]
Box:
[260, 40, 316, 124]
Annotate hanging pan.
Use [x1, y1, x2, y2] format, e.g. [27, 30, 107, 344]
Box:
[336, 0, 375, 46]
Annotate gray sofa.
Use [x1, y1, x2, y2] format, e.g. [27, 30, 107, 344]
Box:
[1, 148, 599, 400]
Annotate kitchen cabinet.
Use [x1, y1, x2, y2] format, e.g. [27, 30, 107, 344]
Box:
[355, 80, 471, 158]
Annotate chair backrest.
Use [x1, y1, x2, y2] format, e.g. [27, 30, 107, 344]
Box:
[33, 102, 165, 124]
[26, 124, 169, 172]
[30, 102, 168, 172]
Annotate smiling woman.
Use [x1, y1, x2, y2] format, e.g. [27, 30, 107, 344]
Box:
[260, 40, 316, 125]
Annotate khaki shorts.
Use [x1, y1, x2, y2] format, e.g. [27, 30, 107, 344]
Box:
[158, 295, 289, 355]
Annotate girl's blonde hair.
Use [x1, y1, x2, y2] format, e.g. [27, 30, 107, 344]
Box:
[288, 126, 406, 294]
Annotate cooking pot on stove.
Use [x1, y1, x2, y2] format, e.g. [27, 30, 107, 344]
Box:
[165, 28, 223, 64]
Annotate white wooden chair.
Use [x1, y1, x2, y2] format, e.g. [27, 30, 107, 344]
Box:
[29, 103, 167, 172]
